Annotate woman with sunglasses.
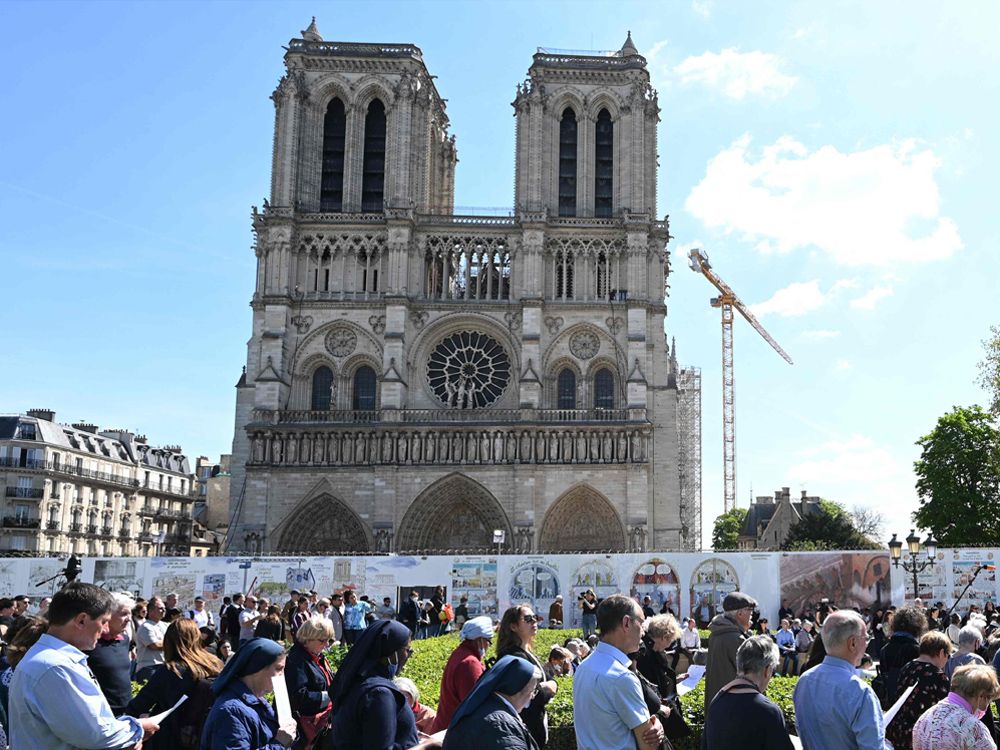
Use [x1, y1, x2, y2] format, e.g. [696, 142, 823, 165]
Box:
[285, 616, 337, 749]
[496, 605, 558, 749]
[329, 620, 441, 750]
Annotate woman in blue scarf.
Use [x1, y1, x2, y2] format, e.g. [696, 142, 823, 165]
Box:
[442, 655, 542, 750]
[201, 637, 298, 749]
[328, 620, 441, 750]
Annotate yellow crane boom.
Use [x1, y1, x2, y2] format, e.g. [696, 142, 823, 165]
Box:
[688, 249, 793, 513]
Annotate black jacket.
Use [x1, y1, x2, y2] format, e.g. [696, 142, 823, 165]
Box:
[285, 642, 333, 718]
[399, 598, 419, 628]
[496, 645, 551, 748]
[636, 638, 690, 739]
[126, 665, 195, 750]
[879, 632, 920, 707]
[442, 693, 540, 750]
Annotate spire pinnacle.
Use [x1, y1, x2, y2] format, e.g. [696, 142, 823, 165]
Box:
[620, 30, 639, 56]
[301, 17, 323, 42]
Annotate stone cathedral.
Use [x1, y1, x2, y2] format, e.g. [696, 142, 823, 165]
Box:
[228, 20, 702, 555]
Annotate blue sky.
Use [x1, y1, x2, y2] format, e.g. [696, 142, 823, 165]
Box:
[1, 1, 996, 547]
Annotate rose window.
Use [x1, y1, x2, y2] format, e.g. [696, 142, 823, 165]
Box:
[427, 331, 511, 408]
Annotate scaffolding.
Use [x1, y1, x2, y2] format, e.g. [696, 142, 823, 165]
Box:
[677, 366, 703, 550]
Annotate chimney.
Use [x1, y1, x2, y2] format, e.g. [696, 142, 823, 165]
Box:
[27, 408, 55, 422]
[801, 490, 808, 499]
[72, 422, 99, 434]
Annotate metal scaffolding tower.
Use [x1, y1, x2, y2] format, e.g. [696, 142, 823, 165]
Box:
[677, 366, 702, 550]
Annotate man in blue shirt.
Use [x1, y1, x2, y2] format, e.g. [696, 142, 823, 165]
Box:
[9, 582, 160, 750]
[775, 619, 796, 676]
[573, 594, 664, 750]
[793, 609, 885, 750]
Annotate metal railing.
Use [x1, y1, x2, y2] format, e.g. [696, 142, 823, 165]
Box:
[2, 516, 40, 529]
[5, 487, 44, 498]
[251, 407, 643, 425]
[0, 457, 46, 470]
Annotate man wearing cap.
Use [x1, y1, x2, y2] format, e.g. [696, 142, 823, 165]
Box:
[705, 591, 756, 707]
[430, 615, 495, 732]
[281, 588, 300, 626]
[187, 595, 215, 629]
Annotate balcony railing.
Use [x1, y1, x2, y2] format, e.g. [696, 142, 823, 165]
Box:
[100, 526, 113, 536]
[0, 457, 46, 470]
[69, 522, 83, 533]
[252, 407, 644, 426]
[86, 524, 98, 535]
[2, 516, 40, 529]
[46, 520, 60, 530]
[5, 487, 44, 499]
[138, 532, 154, 543]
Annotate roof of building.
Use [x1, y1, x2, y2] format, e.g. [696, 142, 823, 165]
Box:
[0, 413, 191, 474]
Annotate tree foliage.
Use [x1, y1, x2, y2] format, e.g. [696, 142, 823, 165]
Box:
[712, 507, 748, 550]
[977, 325, 1000, 416]
[913, 405, 1000, 546]
[782, 499, 881, 551]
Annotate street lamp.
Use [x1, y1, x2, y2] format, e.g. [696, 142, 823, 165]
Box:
[888, 529, 938, 602]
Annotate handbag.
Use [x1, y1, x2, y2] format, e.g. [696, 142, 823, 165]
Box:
[298, 704, 333, 749]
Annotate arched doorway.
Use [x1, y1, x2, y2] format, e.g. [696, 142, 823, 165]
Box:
[396, 474, 512, 552]
[275, 493, 371, 553]
[537, 485, 627, 552]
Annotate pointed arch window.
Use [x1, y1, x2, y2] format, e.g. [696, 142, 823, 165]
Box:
[353, 366, 377, 412]
[311, 366, 334, 411]
[594, 109, 614, 218]
[559, 108, 577, 217]
[557, 368, 577, 410]
[321, 98, 346, 212]
[594, 368, 615, 410]
[361, 99, 387, 212]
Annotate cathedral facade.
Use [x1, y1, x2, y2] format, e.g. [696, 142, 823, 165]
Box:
[228, 21, 701, 555]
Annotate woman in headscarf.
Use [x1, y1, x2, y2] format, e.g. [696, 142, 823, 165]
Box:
[126, 618, 224, 749]
[328, 619, 441, 750]
[201, 637, 297, 750]
[442, 655, 542, 750]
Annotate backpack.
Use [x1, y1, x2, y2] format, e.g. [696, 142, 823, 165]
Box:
[176, 677, 216, 750]
[440, 603, 454, 623]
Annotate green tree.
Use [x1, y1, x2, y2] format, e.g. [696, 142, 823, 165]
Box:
[782, 499, 881, 551]
[978, 325, 1000, 415]
[712, 507, 748, 550]
[913, 405, 1000, 546]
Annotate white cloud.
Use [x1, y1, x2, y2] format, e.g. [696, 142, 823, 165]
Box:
[691, 0, 713, 18]
[673, 49, 798, 100]
[646, 39, 669, 65]
[802, 329, 841, 340]
[835, 358, 852, 371]
[686, 135, 964, 266]
[750, 280, 825, 317]
[850, 285, 894, 310]
[672, 239, 703, 265]
[784, 434, 920, 535]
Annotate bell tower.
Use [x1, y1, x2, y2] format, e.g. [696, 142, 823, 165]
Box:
[513, 32, 659, 219]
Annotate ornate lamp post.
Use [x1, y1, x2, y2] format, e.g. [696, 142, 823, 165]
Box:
[888, 529, 938, 602]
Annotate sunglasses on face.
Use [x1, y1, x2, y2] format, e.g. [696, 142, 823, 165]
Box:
[522, 614, 539, 624]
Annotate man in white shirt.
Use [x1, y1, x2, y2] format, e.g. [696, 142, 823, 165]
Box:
[573, 594, 664, 750]
[134, 596, 168, 681]
[238, 595, 263, 647]
[188, 595, 215, 629]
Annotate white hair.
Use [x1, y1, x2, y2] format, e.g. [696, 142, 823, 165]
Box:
[111, 592, 135, 611]
[821, 610, 866, 649]
[959, 624, 984, 649]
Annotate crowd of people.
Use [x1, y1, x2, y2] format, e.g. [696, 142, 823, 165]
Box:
[3, 583, 1000, 749]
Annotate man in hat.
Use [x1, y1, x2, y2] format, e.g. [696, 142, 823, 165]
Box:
[705, 591, 756, 707]
[430, 615, 495, 732]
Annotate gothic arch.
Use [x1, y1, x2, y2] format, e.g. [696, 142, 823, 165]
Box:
[587, 93, 624, 121]
[274, 491, 371, 553]
[396, 473, 513, 552]
[538, 484, 627, 552]
[312, 74, 355, 111]
[549, 89, 586, 119]
[353, 77, 396, 112]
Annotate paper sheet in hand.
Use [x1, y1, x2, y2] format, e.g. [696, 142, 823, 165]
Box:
[788, 735, 803, 749]
[272, 674, 294, 727]
[883, 683, 916, 727]
[676, 664, 706, 696]
[147, 694, 188, 725]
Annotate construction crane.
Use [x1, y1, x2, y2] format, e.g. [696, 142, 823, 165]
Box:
[688, 249, 793, 513]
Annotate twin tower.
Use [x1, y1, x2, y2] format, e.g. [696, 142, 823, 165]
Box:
[228, 20, 701, 556]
